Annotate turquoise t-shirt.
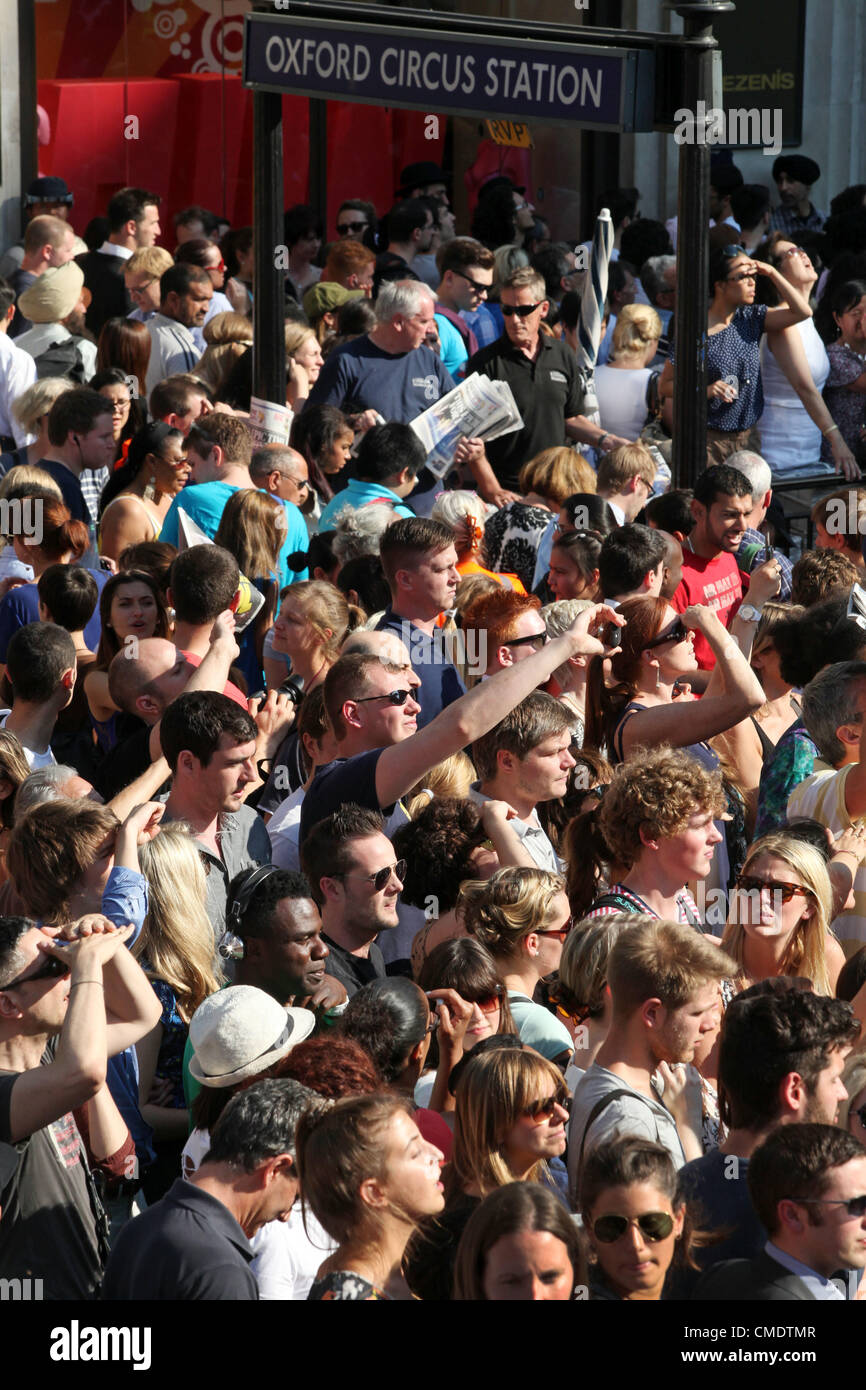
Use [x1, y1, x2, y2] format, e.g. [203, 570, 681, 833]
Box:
[507, 991, 573, 1063]
[160, 483, 308, 589]
[434, 313, 469, 380]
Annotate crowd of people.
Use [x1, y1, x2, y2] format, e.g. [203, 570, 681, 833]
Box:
[3, 153, 866, 1305]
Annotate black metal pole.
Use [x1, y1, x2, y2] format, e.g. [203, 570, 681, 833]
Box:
[252, 88, 286, 405]
[666, 1, 733, 487]
[17, 0, 38, 227]
[308, 99, 328, 234]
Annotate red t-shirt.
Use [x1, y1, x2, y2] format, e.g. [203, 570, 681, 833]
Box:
[671, 551, 746, 669]
[181, 651, 249, 709]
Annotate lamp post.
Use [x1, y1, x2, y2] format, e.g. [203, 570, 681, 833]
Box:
[665, 1, 734, 486]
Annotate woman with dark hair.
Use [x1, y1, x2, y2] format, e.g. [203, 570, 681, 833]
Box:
[339, 976, 466, 1156]
[98, 422, 188, 560]
[90, 367, 146, 463]
[547, 529, 602, 601]
[221, 226, 254, 315]
[335, 199, 378, 253]
[334, 554, 390, 616]
[659, 243, 813, 464]
[95, 317, 151, 403]
[470, 183, 534, 252]
[290, 403, 354, 505]
[297, 1093, 446, 1300]
[580, 1136, 702, 1300]
[815, 279, 866, 467]
[754, 234, 858, 478]
[83, 569, 170, 748]
[283, 204, 323, 302]
[454, 1182, 587, 1300]
[416, 937, 518, 1110]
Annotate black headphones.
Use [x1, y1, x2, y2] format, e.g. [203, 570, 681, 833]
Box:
[228, 864, 280, 928]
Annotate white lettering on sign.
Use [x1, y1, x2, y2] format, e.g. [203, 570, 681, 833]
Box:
[262, 34, 606, 112]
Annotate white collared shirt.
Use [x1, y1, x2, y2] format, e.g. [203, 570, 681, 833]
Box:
[0, 332, 36, 445]
[764, 1241, 845, 1300]
[97, 241, 133, 260]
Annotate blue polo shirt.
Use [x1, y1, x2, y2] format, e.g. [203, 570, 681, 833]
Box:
[375, 607, 465, 729]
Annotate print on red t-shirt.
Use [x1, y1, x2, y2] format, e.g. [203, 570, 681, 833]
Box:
[671, 551, 745, 669]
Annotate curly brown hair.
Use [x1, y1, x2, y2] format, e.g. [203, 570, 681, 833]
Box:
[274, 1035, 382, 1099]
[598, 746, 725, 871]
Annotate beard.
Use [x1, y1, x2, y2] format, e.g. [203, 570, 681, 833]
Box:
[64, 310, 87, 337]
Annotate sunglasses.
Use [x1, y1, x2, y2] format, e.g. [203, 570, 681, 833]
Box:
[333, 859, 407, 893]
[521, 1093, 571, 1124]
[355, 689, 416, 707]
[426, 1012, 441, 1035]
[0, 953, 70, 991]
[592, 1211, 675, 1244]
[209, 259, 227, 273]
[537, 916, 574, 942]
[791, 1195, 866, 1219]
[502, 302, 544, 318]
[464, 986, 504, 1015]
[337, 220, 368, 234]
[455, 269, 490, 296]
[504, 630, 548, 650]
[736, 876, 809, 904]
[284, 475, 310, 492]
[645, 617, 688, 650]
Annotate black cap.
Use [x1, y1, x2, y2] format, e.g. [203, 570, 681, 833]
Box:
[772, 155, 820, 186]
[396, 161, 450, 197]
[25, 176, 74, 206]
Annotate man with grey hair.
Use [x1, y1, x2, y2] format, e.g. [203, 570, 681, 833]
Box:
[728, 449, 793, 600]
[464, 265, 630, 507]
[787, 659, 866, 955]
[306, 278, 454, 425]
[640, 253, 676, 363]
[103, 1077, 326, 1300]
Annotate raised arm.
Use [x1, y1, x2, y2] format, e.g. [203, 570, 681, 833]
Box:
[4, 926, 134, 1143]
[375, 604, 625, 808]
[754, 261, 813, 332]
[147, 611, 239, 760]
[619, 606, 765, 760]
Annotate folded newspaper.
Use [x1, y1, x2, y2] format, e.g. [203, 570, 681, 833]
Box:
[409, 373, 523, 479]
[176, 509, 265, 634]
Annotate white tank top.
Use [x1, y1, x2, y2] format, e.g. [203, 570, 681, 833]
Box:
[759, 319, 830, 474]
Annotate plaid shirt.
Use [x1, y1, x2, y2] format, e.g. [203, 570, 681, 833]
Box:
[769, 203, 826, 236]
[737, 526, 793, 601]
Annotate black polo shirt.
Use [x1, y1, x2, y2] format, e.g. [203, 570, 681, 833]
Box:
[102, 1177, 257, 1300]
[465, 334, 586, 491]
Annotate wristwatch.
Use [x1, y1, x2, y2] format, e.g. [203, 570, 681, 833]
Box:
[738, 604, 763, 623]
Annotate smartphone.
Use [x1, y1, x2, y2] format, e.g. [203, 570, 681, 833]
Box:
[763, 542, 774, 563]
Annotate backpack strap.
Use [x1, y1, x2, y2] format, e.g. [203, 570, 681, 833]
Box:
[589, 891, 646, 915]
[573, 1087, 662, 1205]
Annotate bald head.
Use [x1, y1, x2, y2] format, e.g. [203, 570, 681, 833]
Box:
[108, 638, 191, 722]
[340, 629, 412, 668]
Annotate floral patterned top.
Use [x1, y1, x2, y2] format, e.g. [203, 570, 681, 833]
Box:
[308, 1271, 391, 1301]
[754, 719, 818, 839]
[822, 341, 866, 461]
[149, 976, 188, 1110]
[483, 501, 553, 592]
